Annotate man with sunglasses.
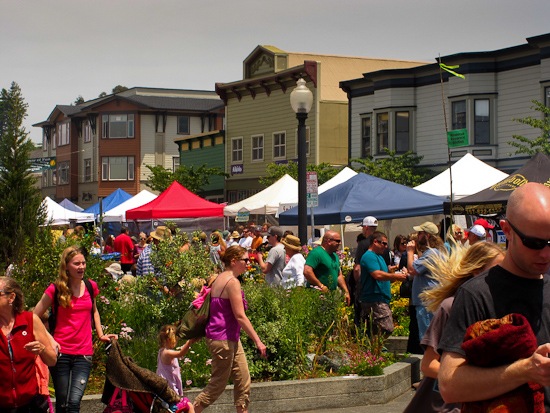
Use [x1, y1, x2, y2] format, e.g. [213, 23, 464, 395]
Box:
[256, 226, 285, 286]
[439, 182, 550, 409]
[358, 231, 408, 337]
[303, 230, 351, 305]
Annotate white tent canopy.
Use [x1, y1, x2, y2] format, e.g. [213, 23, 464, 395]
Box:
[102, 190, 158, 222]
[224, 174, 298, 216]
[42, 197, 95, 226]
[414, 153, 509, 200]
[277, 167, 358, 216]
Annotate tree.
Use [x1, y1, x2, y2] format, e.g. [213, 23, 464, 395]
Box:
[0, 82, 46, 267]
[259, 161, 339, 187]
[145, 164, 228, 193]
[74, 95, 85, 105]
[508, 100, 550, 156]
[112, 85, 128, 94]
[351, 150, 433, 187]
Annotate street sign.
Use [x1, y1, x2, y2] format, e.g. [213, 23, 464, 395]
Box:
[235, 210, 250, 222]
[306, 171, 318, 207]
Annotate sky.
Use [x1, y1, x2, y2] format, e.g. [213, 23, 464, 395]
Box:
[1, 0, 549, 144]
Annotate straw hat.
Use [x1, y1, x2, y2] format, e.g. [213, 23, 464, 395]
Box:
[230, 231, 241, 239]
[150, 226, 172, 241]
[281, 234, 302, 252]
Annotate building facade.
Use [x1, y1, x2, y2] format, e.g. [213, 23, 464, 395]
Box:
[216, 46, 425, 203]
[34, 87, 224, 207]
[341, 33, 550, 173]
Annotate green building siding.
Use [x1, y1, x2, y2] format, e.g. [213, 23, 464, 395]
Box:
[180, 141, 225, 195]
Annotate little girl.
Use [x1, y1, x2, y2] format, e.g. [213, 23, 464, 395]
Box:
[156, 324, 196, 412]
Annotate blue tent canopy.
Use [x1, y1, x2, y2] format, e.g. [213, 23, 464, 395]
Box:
[83, 188, 133, 216]
[279, 173, 444, 225]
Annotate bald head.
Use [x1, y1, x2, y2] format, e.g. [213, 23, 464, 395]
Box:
[507, 182, 550, 223]
[322, 230, 342, 252]
[501, 182, 550, 278]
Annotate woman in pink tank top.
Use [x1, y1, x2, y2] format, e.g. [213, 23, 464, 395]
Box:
[193, 245, 267, 413]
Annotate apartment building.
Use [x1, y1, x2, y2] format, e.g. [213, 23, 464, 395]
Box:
[340, 32, 550, 173]
[34, 87, 224, 207]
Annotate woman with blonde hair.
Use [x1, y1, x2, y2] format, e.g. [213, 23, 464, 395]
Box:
[403, 242, 505, 413]
[193, 245, 266, 413]
[34, 246, 117, 413]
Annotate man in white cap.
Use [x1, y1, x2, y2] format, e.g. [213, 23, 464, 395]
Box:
[467, 224, 486, 246]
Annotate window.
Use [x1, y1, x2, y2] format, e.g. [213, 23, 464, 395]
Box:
[273, 132, 286, 159]
[452, 100, 466, 130]
[173, 156, 180, 172]
[42, 170, 48, 187]
[361, 115, 372, 157]
[474, 99, 490, 144]
[177, 116, 190, 135]
[101, 156, 134, 181]
[251, 135, 264, 161]
[546, 86, 550, 107]
[83, 120, 92, 143]
[57, 122, 69, 146]
[376, 113, 389, 153]
[395, 112, 410, 153]
[231, 137, 243, 163]
[102, 114, 134, 139]
[84, 158, 92, 182]
[58, 161, 69, 185]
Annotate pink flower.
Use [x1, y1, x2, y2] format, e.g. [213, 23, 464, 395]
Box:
[186, 380, 192, 386]
[206, 359, 212, 366]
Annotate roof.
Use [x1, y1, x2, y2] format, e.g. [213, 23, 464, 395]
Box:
[121, 95, 223, 112]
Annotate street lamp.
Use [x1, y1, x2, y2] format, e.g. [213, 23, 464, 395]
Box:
[290, 78, 313, 246]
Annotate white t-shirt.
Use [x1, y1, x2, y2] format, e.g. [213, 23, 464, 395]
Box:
[239, 236, 253, 249]
[281, 253, 306, 289]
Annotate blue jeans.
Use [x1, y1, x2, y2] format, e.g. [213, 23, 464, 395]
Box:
[415, 305, 433, 341]
[50, 354, 92, 413]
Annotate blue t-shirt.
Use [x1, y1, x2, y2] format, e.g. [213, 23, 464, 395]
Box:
[411, 248, 442, 306]
[359, 250, 391, 304]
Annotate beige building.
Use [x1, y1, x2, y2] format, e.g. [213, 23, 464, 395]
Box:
[216, 46, 425, 203]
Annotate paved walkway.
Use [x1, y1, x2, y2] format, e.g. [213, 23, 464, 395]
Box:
[299, 389, 415, 413]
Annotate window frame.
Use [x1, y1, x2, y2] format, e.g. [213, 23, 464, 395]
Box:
[83, 120, 92, 143]
[177, 116, 190, 135]
[361, 115, 372, 158]
[84, 158, 92, 182]
[101, 156, 135, 181]
[57, 122, 70, 147]
[449, 95, 496, 146]
[231, 137, 243, 163]
[376, 112, 389, 154]
[58, 161, 70, 185]
[474, 99, 490, 145]
[273, 131, 286, 160]
[102, 113, 135, 139]
[251, 134, 264, 162]
[173, 156, 180, 172]
[394, 111, 411, 153]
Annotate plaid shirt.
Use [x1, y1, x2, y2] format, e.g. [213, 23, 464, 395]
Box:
[136, 244, 155, 276]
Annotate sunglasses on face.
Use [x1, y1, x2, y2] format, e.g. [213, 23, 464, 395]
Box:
[240, 258, 250, 264]
[327, 238, 341, 244]
[400, 241, 408, 246]
[507, 220, 550, 250]
[376, 240, 388, 246]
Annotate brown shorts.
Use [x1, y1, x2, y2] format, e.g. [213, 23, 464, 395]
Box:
[360, 302, 395, 335]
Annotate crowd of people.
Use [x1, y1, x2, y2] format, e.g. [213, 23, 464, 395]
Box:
[2, 182, 550, 412]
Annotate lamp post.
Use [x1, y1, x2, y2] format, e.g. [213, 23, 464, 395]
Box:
[290, 78, 313, 246]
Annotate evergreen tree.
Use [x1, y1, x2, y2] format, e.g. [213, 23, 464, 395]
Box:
[0, 82, 46, 267]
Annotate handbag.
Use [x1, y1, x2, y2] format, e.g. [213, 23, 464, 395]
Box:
[399, 277, 412, 299]
[176, 285, 212, 340]
[103, 387, 133, 413]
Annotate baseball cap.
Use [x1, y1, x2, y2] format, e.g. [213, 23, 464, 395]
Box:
[469, 224, 486, 238]
[359, 216, 378, 227]
[473, 218, 494, 229]
[413, 221, 439, 235]
[266, 226, 283, 238]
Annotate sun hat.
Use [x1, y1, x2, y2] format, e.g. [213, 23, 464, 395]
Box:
[413, 221, 439, 235]
[150, 226, 172, 241]
[469, 224, 486, 238]
[473, 218, 494, 229]
[105, 262, 124, 278]
[230, 231, 241, 239]
[358, 216, 378, 227]
[281, 234, 302, 252]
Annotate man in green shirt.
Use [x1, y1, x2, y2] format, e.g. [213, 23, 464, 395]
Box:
[304, 230, 350, 305]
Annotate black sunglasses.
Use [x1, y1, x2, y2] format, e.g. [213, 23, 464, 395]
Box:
[240, 258, 250, 264]
[376, 240, 388, 246]
[327, 238, 341, 244]
[507, 220, 550, 250]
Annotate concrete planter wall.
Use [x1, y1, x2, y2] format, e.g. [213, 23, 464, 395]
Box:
[78, 356, 419, 413]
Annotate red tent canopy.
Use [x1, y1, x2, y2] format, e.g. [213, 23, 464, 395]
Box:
[125, 181, 224, 220]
